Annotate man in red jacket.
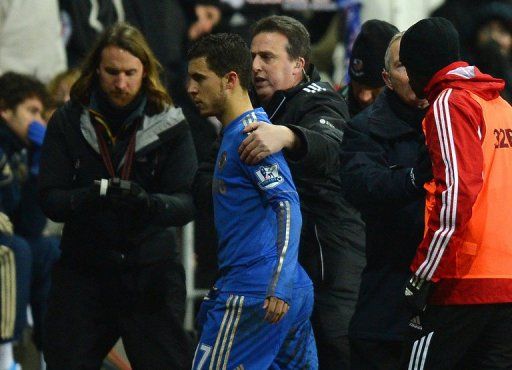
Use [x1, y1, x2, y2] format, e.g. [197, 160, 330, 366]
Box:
[399, 17, 512, 369]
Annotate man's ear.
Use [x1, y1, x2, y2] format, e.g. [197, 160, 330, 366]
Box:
[294, 57, 305, 71]
[0, 108, 12, 123]
[224, 71, 238, 90]
[382, 69, 393, 90]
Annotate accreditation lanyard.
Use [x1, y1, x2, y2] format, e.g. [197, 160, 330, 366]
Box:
[91, 112, 140, 180]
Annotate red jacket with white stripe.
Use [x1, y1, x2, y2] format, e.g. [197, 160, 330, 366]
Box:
[411, 61, 512, 305]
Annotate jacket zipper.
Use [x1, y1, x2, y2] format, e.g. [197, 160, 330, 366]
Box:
[72, 158, 80, 182]
[314, 224, 325, 281]
[269, 96, 286, 120]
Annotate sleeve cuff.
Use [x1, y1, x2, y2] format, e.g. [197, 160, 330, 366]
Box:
[267, 290, 292, 305]
[405, 168, 425, 195]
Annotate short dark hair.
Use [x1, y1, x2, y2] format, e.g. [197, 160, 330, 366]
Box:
[187, 33, 252, 90]
[0, 72, 49, 111]
[252, 15, 311, 68]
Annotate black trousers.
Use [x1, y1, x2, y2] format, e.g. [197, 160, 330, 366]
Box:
[314, 330, 350, 370]
[402, 303, 512, 370]
[43, 258, 192, 370]
[350, 339, 403, 370]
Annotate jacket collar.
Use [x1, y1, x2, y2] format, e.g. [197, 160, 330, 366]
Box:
[366, 88, 426, 140]
[89, 88, 147, 132]
[263, 64, 322, 119]
[425, 61, 504, 103]
[79, 105, 186, 168]
[0, 118, 25, 155]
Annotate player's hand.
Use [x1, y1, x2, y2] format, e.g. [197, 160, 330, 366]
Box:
[239, 123, 294, 165]
[263, 296, 289, 324]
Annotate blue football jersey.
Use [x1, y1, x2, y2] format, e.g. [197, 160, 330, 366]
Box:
[212, 108, 311, 302]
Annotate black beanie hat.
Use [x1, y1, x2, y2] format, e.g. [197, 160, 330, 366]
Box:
[349, 19, 399, 87]
[400, 17, 460, 79]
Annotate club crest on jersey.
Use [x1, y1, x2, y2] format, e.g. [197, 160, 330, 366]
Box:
[255, 164, 283, 189]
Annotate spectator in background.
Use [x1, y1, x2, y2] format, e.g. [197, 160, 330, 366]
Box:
[0, 147, 26, 370]
[45, 68, 81, 123]
[430, 0, 512, 60]
[236, 15, 365, 370]
[0, 72, 60, 370]
[58, 0, 123, 68]
[468, 1, 512, 103]
[0, 0, 66, 83]
[400, 17, 512, 369]
[341, 32, 430, 370]
[430, 0, 512, 103]
[46, 68, 81, 110]
[39, 22, 196, 370]
[339, 20, 399, 117]
[187, 1, 222, 41]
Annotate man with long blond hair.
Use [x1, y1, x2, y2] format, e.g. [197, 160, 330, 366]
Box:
[39, 22, 197, 369]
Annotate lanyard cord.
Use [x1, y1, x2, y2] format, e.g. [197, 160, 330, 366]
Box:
[92, 114, 140, 180]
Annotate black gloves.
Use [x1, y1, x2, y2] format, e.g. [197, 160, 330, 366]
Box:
[410, 144, 433, 189]
[123, 181, 156, 214]
[70, 183, 104, 212]
[70, 179, 156, 218]
[404, 275, 432, 314]
[99, 178, 156, 215]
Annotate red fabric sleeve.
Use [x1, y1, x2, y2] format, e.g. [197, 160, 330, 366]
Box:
[411, 88, 485, 281]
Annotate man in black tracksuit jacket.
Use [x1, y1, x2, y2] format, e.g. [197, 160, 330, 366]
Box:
[39, 23, 197, 370]
[238, 16, 366, 369]
[258, 64, 366, 299]
[340, 32, 431, 369]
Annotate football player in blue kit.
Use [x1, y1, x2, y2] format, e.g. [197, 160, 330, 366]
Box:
[187, 33, 318, 370]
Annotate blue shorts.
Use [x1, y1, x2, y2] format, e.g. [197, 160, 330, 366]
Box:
[193, 287, 317, 370]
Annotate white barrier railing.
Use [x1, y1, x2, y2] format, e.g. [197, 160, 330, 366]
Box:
[182, 222, 209, 332]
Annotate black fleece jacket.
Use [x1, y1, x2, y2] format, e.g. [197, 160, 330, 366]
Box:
[341, 88, 428, 340]
[39, 99, 197, 267]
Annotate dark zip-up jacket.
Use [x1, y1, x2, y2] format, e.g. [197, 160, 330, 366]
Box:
[341, 88, 427, 340]
[39, 99, 197, 268]
[263, 66, 366, 337]
[264, 66, 348, 210]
